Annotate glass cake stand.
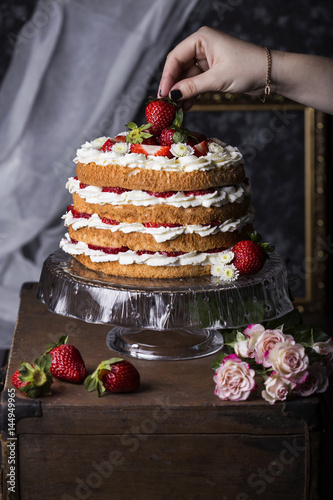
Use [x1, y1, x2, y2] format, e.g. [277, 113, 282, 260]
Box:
[37, 250, 293, 360]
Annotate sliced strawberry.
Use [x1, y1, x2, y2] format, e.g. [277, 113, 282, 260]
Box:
[112, 135, 126, 143]
[130, 143, 171, 157]
[79, 182, 89, 189]
[101, 138, 115, 152]
[193, 140, 209, 157]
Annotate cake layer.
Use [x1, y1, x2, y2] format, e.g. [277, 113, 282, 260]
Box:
[67, 223, 253, 253]
[76, 161, 245, 192]
[66, 177, 251, 209]
[72, 193, 251, 225]
[73, 254, 211, 278]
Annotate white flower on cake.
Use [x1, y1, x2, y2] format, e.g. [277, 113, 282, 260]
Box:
[219, 250, 234, 264]
[112, 142, 131, 155]
[211, 263, 239, 281]
[208, 141, 225, 154]
[170, 143, 194, 157]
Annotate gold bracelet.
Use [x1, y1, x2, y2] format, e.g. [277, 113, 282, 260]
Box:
[260, 46, 272, 103]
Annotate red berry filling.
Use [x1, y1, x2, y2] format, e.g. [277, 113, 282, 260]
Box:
[101, 217, 120, 225]
[101, 187, 130, 194]
[184, 188, 216, 197]
[144, 222, 182, 228]
[87, 244, 129, 254]
[204, 247, 226, 253]
[80, 182, 88, 189]
[136, 250, 156, 256]
[67, 205, 91, 219]
[160, 251, 185, 257]
[146, 190, 177, 198]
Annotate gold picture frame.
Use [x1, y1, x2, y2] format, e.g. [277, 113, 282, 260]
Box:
[191, 93, 328, 313]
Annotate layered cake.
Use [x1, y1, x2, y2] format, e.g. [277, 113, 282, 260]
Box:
[60, 99, 256, 279]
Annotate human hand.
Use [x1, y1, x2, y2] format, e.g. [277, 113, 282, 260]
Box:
[158, 26, 269, 110]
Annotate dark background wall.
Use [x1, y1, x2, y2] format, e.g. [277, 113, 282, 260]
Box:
[1, 0, 332, 308]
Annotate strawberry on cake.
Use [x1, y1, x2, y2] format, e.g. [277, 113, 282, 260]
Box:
[60, 98, 268, 280]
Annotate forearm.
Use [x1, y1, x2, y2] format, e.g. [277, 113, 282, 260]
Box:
[271, 51, 333, 113]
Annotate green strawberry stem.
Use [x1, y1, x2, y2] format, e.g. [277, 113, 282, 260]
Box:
[44, 335, 68, 354]
[84, 358, 123, 397]
[250, 231, 275, 258]
[125, 122, 153, 144]
[18, 354, 53, 397]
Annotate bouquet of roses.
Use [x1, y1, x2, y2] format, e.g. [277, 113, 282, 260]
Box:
[212, 310, 333, 404]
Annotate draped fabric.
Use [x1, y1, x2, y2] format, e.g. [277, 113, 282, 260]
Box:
[0, 0, 199, 348]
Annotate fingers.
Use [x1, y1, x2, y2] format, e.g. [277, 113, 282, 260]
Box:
[158, 30, 207, 98]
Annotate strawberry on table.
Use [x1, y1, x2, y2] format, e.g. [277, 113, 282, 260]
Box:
[11, 355, 53, 397]
[145, 97, 178, 135]
[44, 335, 87, 384]
[232, 232, 274, 276]
[84, 358, 140, 396]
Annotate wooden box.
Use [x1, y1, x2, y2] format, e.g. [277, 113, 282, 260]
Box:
[0, 283, 330, 499]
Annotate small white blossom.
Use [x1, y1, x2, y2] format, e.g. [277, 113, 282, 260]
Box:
[211, 263, 239, 281]
[112, 143, 130, 155]
[208, 141, 225, 154]
[219, 250, 234, 264]
[170, 143, 194, 157]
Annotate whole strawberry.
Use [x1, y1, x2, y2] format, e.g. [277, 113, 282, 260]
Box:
[145, 97, 177, 135]
[232, 232, 274, 276]
[84, 358, 140, 396]
[44, 335, 87, 384]
[11, 355, 53, 397]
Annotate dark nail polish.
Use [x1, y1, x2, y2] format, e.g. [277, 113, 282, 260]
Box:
[158, 88, 162, 97]
[170, 89, 183, 101]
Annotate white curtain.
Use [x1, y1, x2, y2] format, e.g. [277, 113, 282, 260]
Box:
[0, 0, 199, 348]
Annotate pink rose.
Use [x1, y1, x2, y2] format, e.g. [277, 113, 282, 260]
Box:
[294, 362, 329, 397]
[313, 338, 333, 356]
[234, 339, 255, 359]
[265, 340, 309, 384]
[262, 371, 296, 405]
[243, 324, 266, 348]
[255, 329, 295, 367]
[213, 354, 257, 401]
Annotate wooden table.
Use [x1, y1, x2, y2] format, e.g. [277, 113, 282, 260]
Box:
[1, 282, 330, 500]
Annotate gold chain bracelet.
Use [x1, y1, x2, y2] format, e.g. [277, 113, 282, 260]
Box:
[260, 46, 272, 103]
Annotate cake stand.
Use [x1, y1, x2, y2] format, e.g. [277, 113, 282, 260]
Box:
[37, 250, 293, 360]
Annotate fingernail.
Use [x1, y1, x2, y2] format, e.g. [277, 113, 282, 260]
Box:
[170, 89, 183, 101]
[158, 88, 162, 97]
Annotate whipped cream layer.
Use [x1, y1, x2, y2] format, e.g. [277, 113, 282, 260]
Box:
[74, 136, 243, 173]
[66, 177, 251, 208]
[63, 208, 255, 243]
[60, 233, 228, 267]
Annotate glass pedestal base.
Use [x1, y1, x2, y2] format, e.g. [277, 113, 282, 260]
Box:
[106, 327, 224, 361]
[37, 250, 294, 361]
